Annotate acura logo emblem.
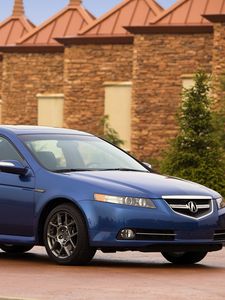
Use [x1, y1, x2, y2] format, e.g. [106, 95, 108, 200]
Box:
[187, 201, 198, 213]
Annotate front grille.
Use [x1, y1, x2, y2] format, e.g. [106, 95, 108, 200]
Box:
[163, 195, 213, 219]
[135, 229, 175, 241]
[214, 230, 225, 241]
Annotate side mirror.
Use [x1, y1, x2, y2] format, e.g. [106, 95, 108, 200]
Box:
[0, 160, 29, 176]
[142, 162, 152, 169]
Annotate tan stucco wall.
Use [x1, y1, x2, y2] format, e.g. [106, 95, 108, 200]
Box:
[104, 81, 132, 151]
[37, 93, 64, 127]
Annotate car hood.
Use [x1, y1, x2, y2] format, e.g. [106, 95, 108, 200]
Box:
[67, 171, 220, 199]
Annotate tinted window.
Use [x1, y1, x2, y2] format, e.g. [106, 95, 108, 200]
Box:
[0, 137, 23, 163]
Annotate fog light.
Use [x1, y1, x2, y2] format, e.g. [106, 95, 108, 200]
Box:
[119, 229, 135, 240]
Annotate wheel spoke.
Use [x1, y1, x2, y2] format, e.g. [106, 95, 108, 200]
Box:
[69, 232, 77, 239]
[64, 245, 71, 257]
[64, 213, 69, 226]
[47, 233, 57, 239]
[59, 245, 64, 255]
[51, 241, 59, 251]
[69, 238, 76, 249]
[57, 213, 63, 225]
[49, 221, 57, 227]
[67, 220, 75, 227]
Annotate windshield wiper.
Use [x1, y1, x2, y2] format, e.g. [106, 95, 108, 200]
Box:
[54, 169, 90, 173]
[54, 168, 150, 173]
[101, 168, 149, 172]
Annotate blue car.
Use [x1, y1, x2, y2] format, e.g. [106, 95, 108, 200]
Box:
[0, 125, 224, 265]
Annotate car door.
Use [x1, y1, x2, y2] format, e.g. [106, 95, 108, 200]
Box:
[0, 136, 35, 237]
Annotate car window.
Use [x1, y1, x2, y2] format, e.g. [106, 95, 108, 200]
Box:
[25, 140, 67, 169]
[0, 137, 24, 163]
[20, 134, 148, 172]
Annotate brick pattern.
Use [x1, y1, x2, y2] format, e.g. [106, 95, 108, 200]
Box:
[64, 44, 133, 133]
[212, 23, 225, 106]
[132, 33, 213, 159]
[2, 53, 64, 125]
[0, 58, 2, 101]
[1, 31, 220, 160]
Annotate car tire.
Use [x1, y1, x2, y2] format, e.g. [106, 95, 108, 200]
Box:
[44, 203, 96, 265]
[161, 251, 208, 265]
[0, 244, 33, 254]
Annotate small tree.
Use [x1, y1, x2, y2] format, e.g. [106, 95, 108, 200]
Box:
[98, 115, 124, 147]
[161, 71, 225, 196]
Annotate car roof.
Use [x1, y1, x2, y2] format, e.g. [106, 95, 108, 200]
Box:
[0, 125, 92, 136]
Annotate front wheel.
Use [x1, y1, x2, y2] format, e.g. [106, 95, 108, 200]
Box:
[0, 244, 33, 254]
[44, 204, 96, 265]
[161, 251, 208, 265]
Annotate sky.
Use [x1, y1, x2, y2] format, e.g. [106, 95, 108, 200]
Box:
[0, 0, 177, 25]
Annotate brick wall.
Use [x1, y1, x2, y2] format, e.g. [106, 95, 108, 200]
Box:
[0, 56, 2, 124]
[0, 34, 216, 160]
[2, 52, 64, 125]
[132, 33, 213, 160]
[64, 44, 133, 133]
[212, 22, 225, 106]
[0, 57, 2, 100]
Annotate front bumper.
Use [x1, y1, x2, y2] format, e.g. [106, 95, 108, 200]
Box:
[79, 200, 225, 250]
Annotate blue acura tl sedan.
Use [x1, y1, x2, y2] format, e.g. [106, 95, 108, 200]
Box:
[0, 125, 224, 265]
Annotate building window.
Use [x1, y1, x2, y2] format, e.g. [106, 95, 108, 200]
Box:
[37, 94, 64, 127]
[104, 82, 132, 151]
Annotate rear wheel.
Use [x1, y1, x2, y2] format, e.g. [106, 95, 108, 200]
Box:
[161, 251, 208, 265]
[0, 244, 33, 254]
[44, 204, 96, 265]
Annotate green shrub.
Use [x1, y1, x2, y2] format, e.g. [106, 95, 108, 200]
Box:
[98, 115, 124, 148]
[160, 71, 225, 196]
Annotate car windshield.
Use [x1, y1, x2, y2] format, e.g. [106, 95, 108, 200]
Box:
[19, 134, 148, 173]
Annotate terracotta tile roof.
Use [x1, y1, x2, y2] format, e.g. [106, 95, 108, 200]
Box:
[18, 0, 95, 46]
[150, 0, 225, 26]
[79, 0, 164, 36]
[0, 0, 35, 46]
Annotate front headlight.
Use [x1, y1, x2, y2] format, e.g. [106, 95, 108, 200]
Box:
[216, 197, 225, 210]
[94, 193, 156, 209]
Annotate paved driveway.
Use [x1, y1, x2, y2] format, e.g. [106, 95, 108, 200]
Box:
[0, 247, 225, 300]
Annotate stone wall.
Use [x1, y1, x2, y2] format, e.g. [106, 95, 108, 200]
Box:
[0, 56, 2, 124]
[0, 33, 217, 160]
[0, 56, 2, 100]
[64, 44, 133, 134]
[2, 52, 64, 125]
[212, 22, 225, 106]
[132, 33, 213, 159]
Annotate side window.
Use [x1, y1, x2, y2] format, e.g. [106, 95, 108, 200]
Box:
[0, 137, 23, 163]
